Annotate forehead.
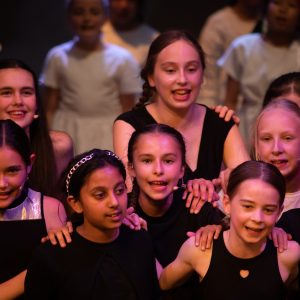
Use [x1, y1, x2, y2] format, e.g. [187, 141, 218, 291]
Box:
[232, 179, 280, 206]
[258, 107, 300, 130]
[84, 165, 123, 188]
[69, 0, 104, 8]
[134, 132, 182, 153]
[0, 146, 25, 166]
[0, 68, 34, 88]
[155, 40, 201, 65]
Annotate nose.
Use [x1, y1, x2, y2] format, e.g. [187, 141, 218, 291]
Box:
[251, 209, 263, 223]
[108, 193, 119, 208]
[0, 174, 8, 189]
[272, 139, 284, 155]
[12, 92, 23, 106]
[177, 69, 187, 85]
[153, 160, 163, 175]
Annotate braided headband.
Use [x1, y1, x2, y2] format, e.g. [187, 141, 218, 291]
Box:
[65, 150, 120, 195]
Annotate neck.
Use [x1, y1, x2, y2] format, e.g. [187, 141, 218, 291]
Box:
[138, 192, 173, 217]
[77, 224, 119, 243]
[233, 2, 260, 20]
[264, 31, 295, 47]
[75, 36, 103, 51]
[224, 229, 266, 259]
[150, 101, 198, 130]
[285, 169, 300, 193]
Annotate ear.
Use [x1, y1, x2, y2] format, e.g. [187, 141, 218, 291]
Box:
[222, 194, 231, 216]
[127, 162, 136, 178]
[26, 153, 36, 174]
[179, 165, 185, 179]
[67, 196, 83, 214]
[147, 74, 155, 88]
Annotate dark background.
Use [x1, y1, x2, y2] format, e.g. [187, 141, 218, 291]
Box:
[0, 0, 227, 75]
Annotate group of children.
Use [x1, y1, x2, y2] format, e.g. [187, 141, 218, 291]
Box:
[1, 0, 300, 299]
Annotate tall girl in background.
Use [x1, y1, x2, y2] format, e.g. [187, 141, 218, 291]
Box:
[160, 160, 300, 300]
[0, 58, 73, 197]
[25, 149, 160, 300]
[0, 119, 67, 299]
[127, 124, 223, 299]
[219, 0, 300, 144]
[114, 30, 249, 187]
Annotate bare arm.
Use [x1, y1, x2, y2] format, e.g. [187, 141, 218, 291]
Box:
[113, 120, 136, 190]
[119, 94, 136, 113]
[0, 270, 26, 300]
[223, 125, 250, 169]
[42, 86, 60, 128]
[49, 130, 74, 178]
[159, 238, 196, 290]
[43, 196, 67, 231]
[224, 75, 240, 110]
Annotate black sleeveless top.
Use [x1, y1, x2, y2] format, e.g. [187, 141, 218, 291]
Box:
[116, 105, 234, 180]
[198, 233, 286, 300]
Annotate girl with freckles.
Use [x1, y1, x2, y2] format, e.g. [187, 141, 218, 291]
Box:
[159, 160, 300, 300]
[25, 149, 160, 300]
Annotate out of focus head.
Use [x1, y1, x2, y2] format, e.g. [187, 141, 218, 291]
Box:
[108, 0, 145, 30]
[66, 0, 108, 43]
[263, 72, 300, 107]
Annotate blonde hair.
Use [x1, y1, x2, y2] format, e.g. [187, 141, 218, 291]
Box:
[252, 98, 300, 160]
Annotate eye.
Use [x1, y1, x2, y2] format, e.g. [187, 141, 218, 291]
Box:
[141, 158, 152, 164]
[90, 8, 103, 16]
[264, 207, 276, 214]
[164, 159, 174, 164]
[165, 68, 176, 74]
[94, 191, 106, 199]
[6, 166, 22, 175]
[115, 185, 126, 196]
[21, 89, 34, 97]
[283, 135, 294, 141]
[0, 89, 12, 96]
[242, 204, 253, 210]
[260, 135, 272, 142]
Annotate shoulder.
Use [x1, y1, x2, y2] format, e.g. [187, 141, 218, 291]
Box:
[104, 43, 136, 61]
[279, 240, 300, 263]
[204, 106, 234, 129]
[45, 41, 74, 58]
[49, 130, 73, 157]
[204, 6, 233, 24]
[231, 33, 261, 48]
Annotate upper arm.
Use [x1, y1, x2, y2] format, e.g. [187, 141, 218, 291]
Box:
[42, 86, 60, 113]
[49, 130, 74, 178]
[224, 75, 240, 109]
[119, 94, 136, 113]
[223, 124, 250, 169]
[0, 270, 26, 299]
[159, 238, 195, 290]
[44, 196, 67, 231]
[113, 120, 136, 190]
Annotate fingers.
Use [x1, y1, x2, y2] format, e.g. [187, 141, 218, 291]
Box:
[66, 221, 73, 233]
[191, 225, 222, 250]
[214, 105, 239, 124]
[270, 227, 288, 253]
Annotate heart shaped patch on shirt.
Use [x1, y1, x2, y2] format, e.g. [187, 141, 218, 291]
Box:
[240, 269, 249, 278]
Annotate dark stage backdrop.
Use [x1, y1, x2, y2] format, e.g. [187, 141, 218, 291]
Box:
[0, 0, 227, 75]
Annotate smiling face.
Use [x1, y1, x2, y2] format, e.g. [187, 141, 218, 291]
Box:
[70, 165, 127, 242]
[267, 0, 300, 36]
[256, 108, 300, 189]
[223, 179, 281, 247]
[148, 39, 203, 111]
[0, 68, 37, 135]
[68, 0, 106, 46]
[129, 132, 185, 207]
[0, 146, 30, 210]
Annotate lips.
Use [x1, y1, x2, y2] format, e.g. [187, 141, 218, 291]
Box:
[8, 110, 26, 117]
[270, 159, 288, 169]
[149, 181, 168, 186]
